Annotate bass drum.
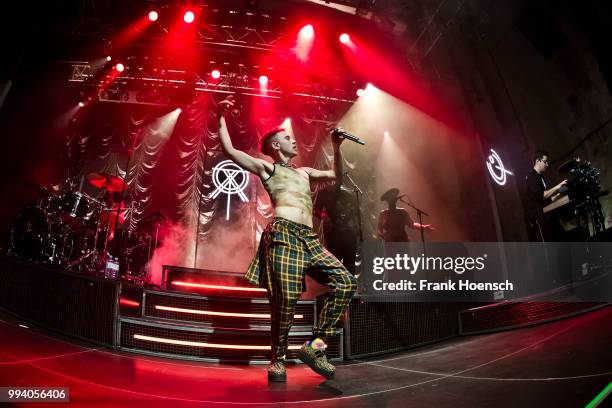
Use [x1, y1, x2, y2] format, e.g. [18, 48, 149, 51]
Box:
[11, 206, 73, 265]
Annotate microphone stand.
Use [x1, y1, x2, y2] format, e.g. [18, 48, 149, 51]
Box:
[344, 172, 364, 243]
[399, 196, 430, 255]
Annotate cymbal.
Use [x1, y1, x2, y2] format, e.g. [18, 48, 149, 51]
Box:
[380, 188, 400, 202]
[22, 181, 59, 197]
[87, 172, 126, 192]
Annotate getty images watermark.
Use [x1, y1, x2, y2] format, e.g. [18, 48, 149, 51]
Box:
[359, 242, 612, 302]
[371, 252, 513, 292]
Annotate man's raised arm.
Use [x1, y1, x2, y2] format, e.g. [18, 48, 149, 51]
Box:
[304, 131, 344, 181]
[218, 96, 272, 179]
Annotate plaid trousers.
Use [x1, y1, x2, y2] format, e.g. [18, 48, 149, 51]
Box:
[245, 217, 357, 361]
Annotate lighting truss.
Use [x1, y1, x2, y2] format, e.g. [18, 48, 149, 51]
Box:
[69, 63, 93, 82]
[65, 5, 361, 105]
[69, 60, 356, 105]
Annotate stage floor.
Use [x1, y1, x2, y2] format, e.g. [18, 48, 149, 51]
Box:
[1, 307, 610, 407]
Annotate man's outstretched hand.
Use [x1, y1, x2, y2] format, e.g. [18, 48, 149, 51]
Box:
[217, 95, 235, 117]
[331, 127, 346, 147]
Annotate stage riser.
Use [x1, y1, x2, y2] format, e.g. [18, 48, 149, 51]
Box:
[143, 290, 316, 328]
[119, 289, 341, 363]
[5, 257, 602, 364]
[459, 302, 607, 334]
[0, 256, 117, 345]
[119, 319, 343, 363]
[162, 266, 267, 298]
[345, 299, 470, 359]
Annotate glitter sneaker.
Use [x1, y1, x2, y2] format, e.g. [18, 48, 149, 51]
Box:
[267, 359, 287, 382]
[297, 338, 335, 379]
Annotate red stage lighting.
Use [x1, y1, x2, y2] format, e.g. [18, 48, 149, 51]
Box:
[119, 298, 140, 308]
[356, 88, 364, 97]
[115, 63, 125, 72]
[258, 75, 268, 86]
[211, 69, 221, 79]
[148, 11, 158, 22]
[155, 305, 304, 319]
[134, 334, 302, 351]
[299, 24, 314, 40]
[183, 10, 195, 23]
[171, 281, 266, 293]
[339, 33, 350, 44]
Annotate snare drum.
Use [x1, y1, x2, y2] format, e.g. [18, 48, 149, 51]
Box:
[59, 191, 96, 218]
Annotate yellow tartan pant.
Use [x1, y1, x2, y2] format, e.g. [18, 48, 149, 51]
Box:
[245, 217, 357, 361]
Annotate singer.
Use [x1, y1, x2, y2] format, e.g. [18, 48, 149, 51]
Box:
[217, 96, 357, 382]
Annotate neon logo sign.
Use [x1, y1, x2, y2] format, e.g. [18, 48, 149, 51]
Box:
[486, 149, 513, 186]
[210, 160, 250, 220]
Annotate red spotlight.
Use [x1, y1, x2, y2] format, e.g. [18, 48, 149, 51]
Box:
[148, 11, 158, 22]
[211, 69, 221, 79]
[258, 75, 268, 86]
[183, 10, 195, 24]
[339, 33, 350, 44]
[356, 88, 364, 97]
[115, 63, 125, 72]
[299, 24, 314, 40]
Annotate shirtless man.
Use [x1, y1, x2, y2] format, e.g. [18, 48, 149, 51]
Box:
[217, 96, 357, 382]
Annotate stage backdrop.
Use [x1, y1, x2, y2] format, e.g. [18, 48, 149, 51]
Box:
[62, 91, 497, 284]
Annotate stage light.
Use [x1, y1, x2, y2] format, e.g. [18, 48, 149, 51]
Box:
[299, 24, 314, 40]
[280, 118, 292, 129]
[134, 334, 301, 350]
[339, 33, 350, 44]
[183, 10, 195, 23]
[258, 75, 268, 86]
[120, 298, 140, 307]
[211, 69, 221, 79]
[115, 63, 125, 72]
[171, 281, 266, 292]
[148, 11, 158, 22]
[384, 131, 390, 137]
[295, 24, 315, 61]
[78, 102, 85, 108]
[106, 56, 112, 62]
[356, 88, 364, 97]
[280, 118, 294, 139]
[155, 305, 304, 319]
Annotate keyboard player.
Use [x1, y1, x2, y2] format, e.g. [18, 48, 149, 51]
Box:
[524, 150, 567, 241]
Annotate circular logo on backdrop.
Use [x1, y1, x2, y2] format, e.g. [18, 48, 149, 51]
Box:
[486, 149, 513, 186]
[210, 160, 250, 220]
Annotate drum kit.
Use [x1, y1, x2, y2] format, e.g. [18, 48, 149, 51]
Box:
[12, 172, 150, 281]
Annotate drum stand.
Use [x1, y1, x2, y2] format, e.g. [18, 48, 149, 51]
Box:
[67, 191, 116, 274]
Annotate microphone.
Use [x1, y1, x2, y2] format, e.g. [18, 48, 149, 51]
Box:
[332, 128, 365, 145]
